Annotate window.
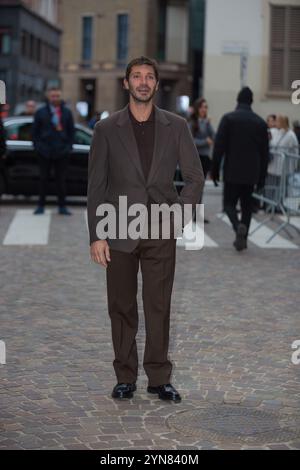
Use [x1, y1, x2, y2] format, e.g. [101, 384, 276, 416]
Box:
[117, 13, 129, 63]
[41, 41, 47, 66]
[270, 5, 300, 92]
[82, 16, 93, 62]
[48, 46, 54, 68]
[5, 122, 33, 142]
[36, 39, 41, 63]
[165, 3, 188, 64]
[157, 1, 167, 61]
[0, 28, 12, 55]
[29, 34, 35, 60]
[43, 42, 52, 68]
[74, 128, 92, 146]
[53, 48, 59, 69]
[21, 30, 27, 56]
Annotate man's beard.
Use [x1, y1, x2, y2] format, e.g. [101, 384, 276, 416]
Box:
[128, 84, 157, 103]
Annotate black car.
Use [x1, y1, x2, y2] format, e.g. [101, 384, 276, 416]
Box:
[0, 116, 183, 198]
[1, 116, 92, 197]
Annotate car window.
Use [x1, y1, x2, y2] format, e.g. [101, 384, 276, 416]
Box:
[74, 128, 92, 145]
[5, 122, 33, 141]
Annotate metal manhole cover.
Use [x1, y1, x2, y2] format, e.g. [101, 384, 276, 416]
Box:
[167, 404, 300, 445]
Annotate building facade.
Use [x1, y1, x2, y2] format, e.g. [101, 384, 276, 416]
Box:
[203, 0, 300, 127]
[58, 0, 199, 119]
[0, 0, 61, 113]
[22, 0, 58, 24]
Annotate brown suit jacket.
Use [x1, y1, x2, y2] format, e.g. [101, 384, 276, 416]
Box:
[87, 104, 204, 252]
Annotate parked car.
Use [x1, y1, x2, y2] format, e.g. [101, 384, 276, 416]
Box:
[0, 116, 183, 198]
[1, 116, 92, 197]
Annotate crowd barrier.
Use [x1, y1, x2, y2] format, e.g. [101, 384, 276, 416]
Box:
[251, 149, 300, 242]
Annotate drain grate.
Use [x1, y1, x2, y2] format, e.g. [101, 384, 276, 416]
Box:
[167, 404, 300, 445]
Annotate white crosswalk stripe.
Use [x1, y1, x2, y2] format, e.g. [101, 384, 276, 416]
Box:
[279, 215, 300, 232]
[3, 209, 51, 245]
[1, 208, 299, 249]
[177, 222, 217, 249]
[217, 213, 298, 249]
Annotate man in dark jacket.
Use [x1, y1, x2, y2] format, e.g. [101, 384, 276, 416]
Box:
[32, 87, 75, 215]
[211, 87, 269, 251]
[88, 56, 204, 402]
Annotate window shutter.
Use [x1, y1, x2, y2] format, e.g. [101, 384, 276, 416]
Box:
[288, 7, 300, 87]
[270, 6, 285, 91]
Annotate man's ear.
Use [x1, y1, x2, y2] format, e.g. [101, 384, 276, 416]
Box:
[155, 81, 159, 91]
[123, 78, 129, 90]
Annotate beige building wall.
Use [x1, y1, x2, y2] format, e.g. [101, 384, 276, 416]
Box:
[58, 0, 151, 116]
[203, 0, 300, 129]
[58, 0, 192, 120]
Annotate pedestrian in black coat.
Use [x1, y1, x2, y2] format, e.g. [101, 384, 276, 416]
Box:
[32, 87, 75, 215]
[211, 87, 269, 251]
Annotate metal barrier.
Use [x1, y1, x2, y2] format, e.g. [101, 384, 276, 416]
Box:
[280, 152, 300, 236]
[251, 149, 300, 242]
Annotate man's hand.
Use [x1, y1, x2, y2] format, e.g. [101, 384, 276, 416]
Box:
[206, 137, 214, 146]
[90, 240, 111, 268]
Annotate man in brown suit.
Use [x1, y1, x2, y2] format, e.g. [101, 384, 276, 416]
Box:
[87, 56, 204, 402]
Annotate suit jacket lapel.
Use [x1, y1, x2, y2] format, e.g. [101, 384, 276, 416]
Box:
[147, 105, 171, 185]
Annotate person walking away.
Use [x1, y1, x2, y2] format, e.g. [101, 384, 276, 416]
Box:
[32, 87, 75, 215]
[189, 98, 215, 223]
[211, 87, 269, 251]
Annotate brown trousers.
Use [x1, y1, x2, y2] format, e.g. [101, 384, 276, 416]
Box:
[106, 234, 177, 387]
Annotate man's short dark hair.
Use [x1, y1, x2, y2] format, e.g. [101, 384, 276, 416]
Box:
[237, 87, 253, 105]
[125, 56, 159, 82]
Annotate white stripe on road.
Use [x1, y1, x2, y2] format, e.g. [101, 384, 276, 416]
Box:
[279, 215, 300, 231]
[3, 209, 51, 245]
[2, 209, 298, 248]
[176, 222, 217, 249]
[84, 209, 88, 231]
[218, 213, 298, 249]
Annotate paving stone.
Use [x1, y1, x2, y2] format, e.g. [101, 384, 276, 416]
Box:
[0, 200, 299, 450]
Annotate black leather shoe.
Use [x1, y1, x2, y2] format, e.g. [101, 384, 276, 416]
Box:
[111, 382, 136, 399]
[147, 383, 181, 403]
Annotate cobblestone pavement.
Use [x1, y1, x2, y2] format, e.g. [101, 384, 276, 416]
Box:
[0, 188, 300, 450]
